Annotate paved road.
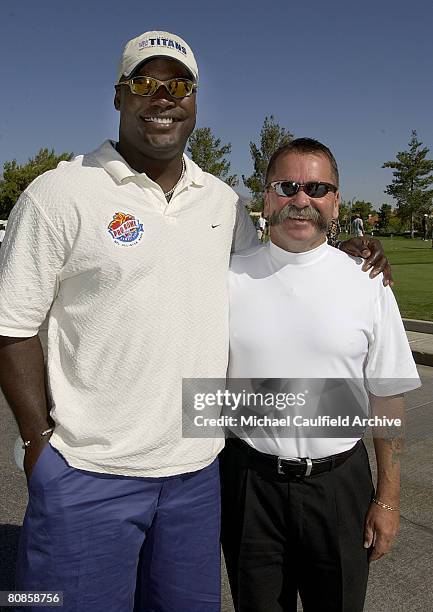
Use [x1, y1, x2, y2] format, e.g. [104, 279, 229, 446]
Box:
[1, 361, 432, 611]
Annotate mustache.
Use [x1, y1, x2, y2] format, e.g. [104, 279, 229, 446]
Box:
[268, 204, 329, 232]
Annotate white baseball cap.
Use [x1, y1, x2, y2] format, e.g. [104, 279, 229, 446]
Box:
[117, 30, 198, 83]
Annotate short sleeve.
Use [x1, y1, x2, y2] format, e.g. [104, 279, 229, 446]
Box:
[231, 200, 258, 253]
[0, 192, 66, 337]
[365, 285, 421, 396]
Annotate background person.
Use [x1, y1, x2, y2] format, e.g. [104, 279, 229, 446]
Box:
[352, 212, 364, 236]
[422, 213, 429, 240]
[256, 212, 267, 241]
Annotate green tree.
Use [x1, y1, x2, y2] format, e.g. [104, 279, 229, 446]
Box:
[388, 214, 404, 234]
[378, 203, 392, 232]
[0, 148, 73, 218]
[382, 130, 433, 238]
[352, 200, 375, 220]
[338, 200, 351, 233]
[187, 127, 237, 187]
[242, 116, 293, 211]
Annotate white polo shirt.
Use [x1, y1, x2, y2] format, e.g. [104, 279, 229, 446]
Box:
[228, 240, 421, 459]
[0, 140, 256, 476]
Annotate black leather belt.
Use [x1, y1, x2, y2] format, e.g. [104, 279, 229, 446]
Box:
[228, 436, 361, 478]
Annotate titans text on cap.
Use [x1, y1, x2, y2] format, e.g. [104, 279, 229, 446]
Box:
[139, 36, 187, 56]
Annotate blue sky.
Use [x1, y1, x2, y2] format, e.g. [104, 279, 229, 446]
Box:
[1, 0, 432, 207]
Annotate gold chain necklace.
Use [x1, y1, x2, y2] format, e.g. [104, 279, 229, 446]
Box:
[164, 158, 186, 201]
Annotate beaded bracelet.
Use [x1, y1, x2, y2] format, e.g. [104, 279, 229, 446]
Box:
[372, 497, 399, 512]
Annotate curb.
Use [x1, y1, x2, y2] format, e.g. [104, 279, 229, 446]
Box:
[411, 351, 433, 368]
[404, 319, 433, 368]
[403, 319, 433, 334]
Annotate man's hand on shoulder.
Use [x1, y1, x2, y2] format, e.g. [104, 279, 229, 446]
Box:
[338, 237, 393, 287]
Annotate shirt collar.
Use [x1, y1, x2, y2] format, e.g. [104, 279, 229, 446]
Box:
[92, 140, 206, 188]
[269, 238, 329, 266]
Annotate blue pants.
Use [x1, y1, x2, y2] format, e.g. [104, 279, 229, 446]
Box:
[16, 444, 221, 611]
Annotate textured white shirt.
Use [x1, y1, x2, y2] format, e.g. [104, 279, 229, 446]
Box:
[0, 140, 256, 476]
[228, 240, 421, 458]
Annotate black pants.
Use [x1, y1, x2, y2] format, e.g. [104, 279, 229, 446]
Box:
[220, 439, 374, 612]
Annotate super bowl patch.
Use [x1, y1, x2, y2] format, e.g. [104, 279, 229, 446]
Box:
[108, 212, 144, 246]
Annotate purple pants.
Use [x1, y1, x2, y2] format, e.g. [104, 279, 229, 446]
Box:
[16, 444, 221, 611]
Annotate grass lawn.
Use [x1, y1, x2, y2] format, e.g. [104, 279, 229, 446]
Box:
[344, 235, 433, 321]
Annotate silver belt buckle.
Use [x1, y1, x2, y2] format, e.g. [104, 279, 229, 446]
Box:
[277, 456, 313, 477]
[277, 456, 301, 475]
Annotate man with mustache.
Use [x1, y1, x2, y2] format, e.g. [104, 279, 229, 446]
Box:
[0, 29, 390, 611]
[221, 138, 420, 612]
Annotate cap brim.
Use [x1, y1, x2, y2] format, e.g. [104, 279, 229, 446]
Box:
[123, 55, 197, 82]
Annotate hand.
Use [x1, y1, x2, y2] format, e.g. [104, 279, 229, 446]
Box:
[23, 439, 50, 483]
[364, 502, 400, 562]
[339, 237, 393, 287]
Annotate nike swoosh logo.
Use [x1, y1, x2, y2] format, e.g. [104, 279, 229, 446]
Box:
[211, 224, 221, 228]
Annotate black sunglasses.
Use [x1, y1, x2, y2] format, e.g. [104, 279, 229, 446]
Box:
[266, 181, 338, 198]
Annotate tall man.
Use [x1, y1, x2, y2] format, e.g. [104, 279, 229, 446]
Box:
[221, 138, 420, 612]
[0, 32, 389, 611]
[0, 30, 257, 612]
